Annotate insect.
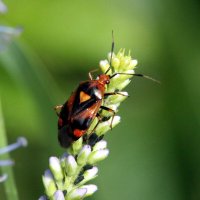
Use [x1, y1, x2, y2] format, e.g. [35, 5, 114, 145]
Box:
[55, 34, 159, 148]
[55, 69, 121, 148]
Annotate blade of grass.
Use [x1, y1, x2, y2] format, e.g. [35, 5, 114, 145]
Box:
[0, 99, 19, 200]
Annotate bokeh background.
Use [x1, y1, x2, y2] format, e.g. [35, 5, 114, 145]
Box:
[0, 0, 200, 199]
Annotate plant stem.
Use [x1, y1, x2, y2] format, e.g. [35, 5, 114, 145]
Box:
[0, 99, 19, 200]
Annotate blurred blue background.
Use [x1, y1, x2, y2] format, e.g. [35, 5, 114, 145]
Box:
[0, 0, 200, 199]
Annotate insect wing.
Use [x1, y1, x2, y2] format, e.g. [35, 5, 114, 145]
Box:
[58, 91, 76, 129]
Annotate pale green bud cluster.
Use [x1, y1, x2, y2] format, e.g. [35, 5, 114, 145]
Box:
[40, 49, 138, 200]
[41, 140, 108, 200]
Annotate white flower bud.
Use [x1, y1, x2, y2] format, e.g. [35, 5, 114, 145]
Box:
[77, 145, 91, 165]
[99, 60, 110, 74]
[49, 157, 63, 181]
[67, 188, 87, 200]
[93, 140, 107, 151]
[42, 170, 57, 197]
[71, 137, 83, 154]
[80, 184, 98, 197]
[65, 155, 77, 176]
[88, 149, 109, 164]
[38, 195, 47, 200]
[53, 190, 65, 200]
[83, 167, 98, 182]
[128, 59, 138, 70]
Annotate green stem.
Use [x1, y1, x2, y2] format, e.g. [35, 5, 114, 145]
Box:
[0, 99, 19, 200]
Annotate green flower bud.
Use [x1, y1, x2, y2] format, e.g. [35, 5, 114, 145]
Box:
[77, 145, 91, 166]
[105, 91, 128, 105]
[65, 155, 77, 176]
[71, 137, 83, 155]
[60, 153, 69, 168]
[82, 167, 98, 183]
[49, 157, 63, 181]
[42, 170, 57, 197]
[111, 57, 120, 70]
[110, 79, 131, 91]
[95, 116, 120, 136]
[88, 149, 109, 165]
[99, 60, 111, 75]
[93, 140, 107, 151]
[128, 59, 138, 70]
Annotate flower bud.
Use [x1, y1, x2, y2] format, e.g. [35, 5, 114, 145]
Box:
[65, 155, 77, 176]
[111, 57, 120, 70]
[93, 140, 107, 151]
[80, 184, 98, 197]
[38, 195, 47, 200]
[105, 91, 128, 105]
[82, 167, 98, 182]
[77, 145, 91, 166]
[42, 170, 57, 197]
[71, 137, 83, 155]
[99, 60, 111, 74]
[88, 149, 109, 164]
[96, 116, 120, 136]
[53, 190, 65, 200]
[128, 59, 138, 70]
[49, 157, 63, 181]
[67, 188, 87, 200]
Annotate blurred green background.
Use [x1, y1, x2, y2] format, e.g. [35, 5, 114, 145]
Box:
[0, 0, 200, 199]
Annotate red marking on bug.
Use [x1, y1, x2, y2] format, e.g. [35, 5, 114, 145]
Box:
[58, 118, 63, 127]
[74, 129, 85, 137]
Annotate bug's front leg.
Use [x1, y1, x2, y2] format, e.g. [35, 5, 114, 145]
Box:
[88, 68, 99, 80]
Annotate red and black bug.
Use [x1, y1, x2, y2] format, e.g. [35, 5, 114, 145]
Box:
[55, 35, 159, 148]
[55, 71, 115, 148]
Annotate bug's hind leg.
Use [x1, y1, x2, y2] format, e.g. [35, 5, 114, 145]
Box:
[100, 106, 116, 129]
[87, 106, 116, 146]
[86, 113, 103, 146]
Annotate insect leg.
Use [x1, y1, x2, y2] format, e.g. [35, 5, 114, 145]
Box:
[54, 105, 63, 116]
[88, 69, 99, 80]
[86, 113, 103, 146]
[87, 113, 102, 136]
[100, 105, 116, 129]
[104, 92, 129, 97]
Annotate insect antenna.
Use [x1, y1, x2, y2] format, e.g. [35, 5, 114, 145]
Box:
[132, 73, 160, 83]
[105, 30, 114, 75]
[110, 72, 160, 84]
